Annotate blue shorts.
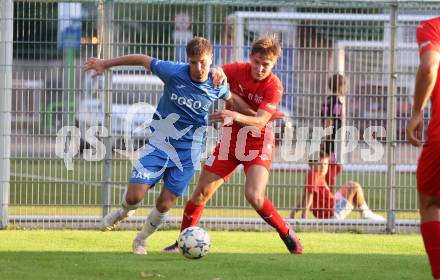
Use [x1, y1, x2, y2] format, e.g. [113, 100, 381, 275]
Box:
[129, 144, 201, 196]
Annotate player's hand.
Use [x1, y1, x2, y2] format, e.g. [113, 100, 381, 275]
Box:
[211, 67, 227, 88]
[270, 111, 285, 121]
[209, 109, 238, 125]
[406, 112, 423, 147]
[84, 57, 106, 77]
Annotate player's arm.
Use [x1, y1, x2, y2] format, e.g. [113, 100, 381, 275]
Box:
[226, 93, 256, 116]
[209, 108, 272, 130]
[299, 191, 314, 219]
[84, 55, 154, 76]
[407, 50, 440, 146]
[219, 83, 282, 129]
[211, 65, 257, 116]
[225, 93, 286, 122]
[290, 192, 306, 219]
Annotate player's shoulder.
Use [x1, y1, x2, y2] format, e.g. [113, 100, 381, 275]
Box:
[421, 16, 440, 28]
[263, 73, 283, 95]
[417, 17, 440, 43]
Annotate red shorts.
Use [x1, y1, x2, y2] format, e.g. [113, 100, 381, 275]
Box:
[203, 140, 273, 181]
[417, 142, 440, 199]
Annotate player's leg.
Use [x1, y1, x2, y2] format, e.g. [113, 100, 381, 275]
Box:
[162, 170, 227, 253]
[339, 181, 384, 220]
[417, 142, 440, 279]
[420, 194, 440, 280]
[101, 183, 150, 231]
[182, 170, 225, 228]
[102, 145, 166, 232]
[134, 148, 198, 255]
[180, 144, 238, 231]
[162, 145, 237, 253]
[244, 164, 302, 254]
[132, 187, 179, 255]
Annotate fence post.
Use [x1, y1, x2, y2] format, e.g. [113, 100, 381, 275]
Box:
[386, 3, 398, 233]
[99, 0, 114, 217]
[0, 0, 13, 229]
[205, 4, 213, 42]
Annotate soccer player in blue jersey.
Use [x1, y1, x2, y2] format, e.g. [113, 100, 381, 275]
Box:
[84, 37, 235, 255]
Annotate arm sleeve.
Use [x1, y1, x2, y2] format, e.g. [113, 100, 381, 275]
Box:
[219, 84, 231, 101]
[150, 59, 180, 84]
[258, 80, 283, 114]
[417, 20, 440, 57]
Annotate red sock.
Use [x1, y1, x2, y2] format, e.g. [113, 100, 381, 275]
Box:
[180, 200, 205, 232]
[256, 198, 289, 236]
[421, 221, 440, 279]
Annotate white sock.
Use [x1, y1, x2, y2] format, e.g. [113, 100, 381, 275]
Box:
[360, 202, 370, 212]
[116, 207, 135, 219]
[135, 207, 169, 240]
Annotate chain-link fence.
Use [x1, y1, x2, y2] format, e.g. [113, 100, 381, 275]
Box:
[2, 0, 439, 232]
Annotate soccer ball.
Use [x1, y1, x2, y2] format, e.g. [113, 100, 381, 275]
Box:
[177, 226, 211, 259]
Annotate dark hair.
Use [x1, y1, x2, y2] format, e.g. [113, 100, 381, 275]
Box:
[308, 150, 329, 164]
[328, 74, 346, 94]
[250, 34, 281, 60]
[186, 36, 212, 57]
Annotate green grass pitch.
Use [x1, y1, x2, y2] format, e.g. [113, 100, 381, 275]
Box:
[0, 230, 430, 280]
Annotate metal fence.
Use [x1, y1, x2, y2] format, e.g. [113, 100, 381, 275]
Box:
[1, 0, 440, 232]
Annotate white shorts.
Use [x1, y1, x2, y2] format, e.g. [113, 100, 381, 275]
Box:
[333, 191, 354, 220]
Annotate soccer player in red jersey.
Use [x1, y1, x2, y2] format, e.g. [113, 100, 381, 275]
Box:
[290, 151, 384, 221]
[407, 16, 440, 280]
[163, 34, 302, 254]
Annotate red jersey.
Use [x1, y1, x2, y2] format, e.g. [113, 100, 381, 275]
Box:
[305, 171, 335, 219]
[222, 62, 283, 147]
[417, 16, 440, 142]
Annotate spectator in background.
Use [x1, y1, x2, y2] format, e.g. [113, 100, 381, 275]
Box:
[321, 74, 348, 190]
[290, 151, 385, 221]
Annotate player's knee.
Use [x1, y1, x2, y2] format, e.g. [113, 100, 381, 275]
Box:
[125, 193, 143, 206]
[346, 181, 361, 190]
[191, 189, 209, 205]
[421, 196, 440, 211]
[244, 191, 264, 208]
[155, 196, 177, 212]
[155, 202, 171, 213]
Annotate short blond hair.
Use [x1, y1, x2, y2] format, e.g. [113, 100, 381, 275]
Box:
[250, 34, 281, 60]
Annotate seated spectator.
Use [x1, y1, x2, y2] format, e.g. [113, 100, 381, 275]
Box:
[290, 151, 385, 221]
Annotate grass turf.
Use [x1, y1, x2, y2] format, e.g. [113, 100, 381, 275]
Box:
[0, 230, 430, 280]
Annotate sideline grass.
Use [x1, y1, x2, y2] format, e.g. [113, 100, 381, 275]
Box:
[0, 230, 429, 280]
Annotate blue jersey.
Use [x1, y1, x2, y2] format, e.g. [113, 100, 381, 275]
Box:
[149, 58, 230, 149]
